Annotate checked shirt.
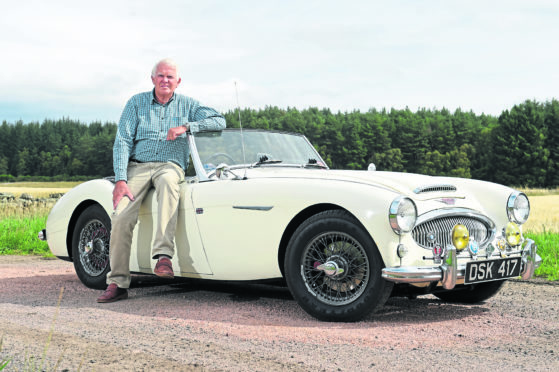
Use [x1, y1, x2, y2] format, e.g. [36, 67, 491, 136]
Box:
[113, 90, 226, 181]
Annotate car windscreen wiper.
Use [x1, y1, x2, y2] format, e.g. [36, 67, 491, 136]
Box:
[304, 158, 328, 169]
[252, 154, 283, 167]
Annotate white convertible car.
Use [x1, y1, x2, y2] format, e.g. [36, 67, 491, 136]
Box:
[41, 129, 541, 321]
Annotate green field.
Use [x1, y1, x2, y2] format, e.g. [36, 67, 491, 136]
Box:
[0, 212, 51, 256]
[0, 184, 557, 281]
[525, 232, 559, 280]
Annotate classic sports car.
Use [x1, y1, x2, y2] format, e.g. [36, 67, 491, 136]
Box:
[40, 129, 541, 321]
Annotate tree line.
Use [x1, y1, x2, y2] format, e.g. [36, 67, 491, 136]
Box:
[1, 99, 558, 187]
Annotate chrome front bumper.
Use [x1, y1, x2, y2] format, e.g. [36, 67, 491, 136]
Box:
[381, 239, 541, 290]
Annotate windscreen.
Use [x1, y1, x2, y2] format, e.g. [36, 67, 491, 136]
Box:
[193, 129, 325, 174]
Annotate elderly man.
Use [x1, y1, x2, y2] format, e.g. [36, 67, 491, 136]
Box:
[97, 58, 226, 303]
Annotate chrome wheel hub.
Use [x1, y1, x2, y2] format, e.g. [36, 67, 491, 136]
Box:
[78, 219, 110, 276]
[315, 257, 345, 277]
[301, 232, 370, 306]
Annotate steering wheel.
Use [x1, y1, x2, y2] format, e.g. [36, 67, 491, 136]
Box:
[204, 152, 236, 164]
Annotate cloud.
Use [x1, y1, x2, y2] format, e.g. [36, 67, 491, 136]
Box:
[1, 0, 558, 123]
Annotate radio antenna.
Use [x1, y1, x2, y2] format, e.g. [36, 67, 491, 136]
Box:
[235, 81, 248, 179]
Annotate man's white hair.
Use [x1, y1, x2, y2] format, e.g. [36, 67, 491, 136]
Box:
[151, 58, 180, 79]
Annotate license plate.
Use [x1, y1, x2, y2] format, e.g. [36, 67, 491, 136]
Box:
[465, 257, 521, 284]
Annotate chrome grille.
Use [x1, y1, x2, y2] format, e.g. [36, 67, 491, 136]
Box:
[412, 216, 491, 249]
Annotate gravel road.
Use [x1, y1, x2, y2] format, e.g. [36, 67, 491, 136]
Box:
[0, 255, 558, 371]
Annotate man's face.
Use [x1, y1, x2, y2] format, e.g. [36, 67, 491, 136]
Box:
[151, 63, 181, 98]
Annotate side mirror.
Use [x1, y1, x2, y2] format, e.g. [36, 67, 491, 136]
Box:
[367, 163, 376, 171]
[215, 163, 229, 179]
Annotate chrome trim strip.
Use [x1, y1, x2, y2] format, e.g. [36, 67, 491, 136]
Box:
[233, 206, 273, 211]
[414, 184, 457, 194]
[415, 208, 495, 227]
[188, 133, 209, 182]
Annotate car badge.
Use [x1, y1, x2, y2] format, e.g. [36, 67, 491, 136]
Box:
[426, 231, 437, 243]
[436, 198, 456, 205]
[196, 208, 204, 215]
[468, 239, 479, 259]
[496, 238, 507, 258]
[432, 244, 445, 264]
[486, 243, 495, 257]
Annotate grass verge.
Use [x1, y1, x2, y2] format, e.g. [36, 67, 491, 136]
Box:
[0, 215, 53, 257]
[526, 231, 559, 281]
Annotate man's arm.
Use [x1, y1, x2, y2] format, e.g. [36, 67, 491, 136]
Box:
[112, 180, 135, 210]
[187, 99, 226, 133]
[167, 98, 225, 141]
[113, 97, 139, 208]
[113, 98, 138, 182]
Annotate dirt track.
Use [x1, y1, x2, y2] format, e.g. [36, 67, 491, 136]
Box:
[0, 255, 558, 371]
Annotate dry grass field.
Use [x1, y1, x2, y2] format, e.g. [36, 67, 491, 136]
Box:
[523, 195, 559, 233]
[0, 181, 81, 199]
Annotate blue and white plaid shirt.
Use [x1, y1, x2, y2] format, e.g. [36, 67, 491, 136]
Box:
[113, 90, 226, 181]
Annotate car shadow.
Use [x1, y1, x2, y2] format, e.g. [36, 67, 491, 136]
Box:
[129, 274, 490, 325]
[132, 275, 293, 301]
[0, 272, 491, 327]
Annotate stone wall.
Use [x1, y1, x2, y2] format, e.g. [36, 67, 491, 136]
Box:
[0, 192, 63, 210]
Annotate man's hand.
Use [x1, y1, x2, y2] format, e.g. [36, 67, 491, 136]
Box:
[113, 180, 134, 210]
[166, 124, 189, 141]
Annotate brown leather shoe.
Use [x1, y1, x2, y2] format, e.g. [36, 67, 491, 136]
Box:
[97, 283, 128, 303]
[154, 257, 174, 278]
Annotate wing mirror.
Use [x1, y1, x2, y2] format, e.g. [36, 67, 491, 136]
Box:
[215, 163, 229, 179]
[215, 163, 244, 180]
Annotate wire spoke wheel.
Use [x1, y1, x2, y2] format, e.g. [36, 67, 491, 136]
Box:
[77, 219, 110, 277]
[285, 210, 392, 322]
[72, 204, 112, 289]
[302, 232, 369, 306]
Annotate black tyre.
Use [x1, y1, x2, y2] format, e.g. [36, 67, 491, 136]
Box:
[433, 280, 506, 303]
[284, 210, 393, 322]
[71, 204, 111, 289]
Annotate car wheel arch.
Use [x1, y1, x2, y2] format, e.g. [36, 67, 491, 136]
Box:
[66, 200, 106, 260]
[277, 203, 380, 277]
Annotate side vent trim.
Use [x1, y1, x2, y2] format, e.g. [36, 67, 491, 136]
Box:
[414, 184, 457, 194]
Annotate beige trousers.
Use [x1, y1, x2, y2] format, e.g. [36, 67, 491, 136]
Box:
[106, 161, 185, 288]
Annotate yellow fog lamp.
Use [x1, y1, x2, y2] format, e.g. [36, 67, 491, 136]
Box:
[451, 224, 469, 251]
[505, 222, 522, 247]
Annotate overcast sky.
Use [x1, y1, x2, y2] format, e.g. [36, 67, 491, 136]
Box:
[1, 0, 558, 124]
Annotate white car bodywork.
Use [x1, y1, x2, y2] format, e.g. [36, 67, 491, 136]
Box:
[43, 129, 541, 321]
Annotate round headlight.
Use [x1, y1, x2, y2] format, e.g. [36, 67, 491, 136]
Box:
[389, 196, 417, 234]
[451, 224, 469, 251]
[507, 192, 530, 224]
[505, 222, 522, 247]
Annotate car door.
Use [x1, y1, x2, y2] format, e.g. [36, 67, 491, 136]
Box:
[191, 178, 289, 280]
